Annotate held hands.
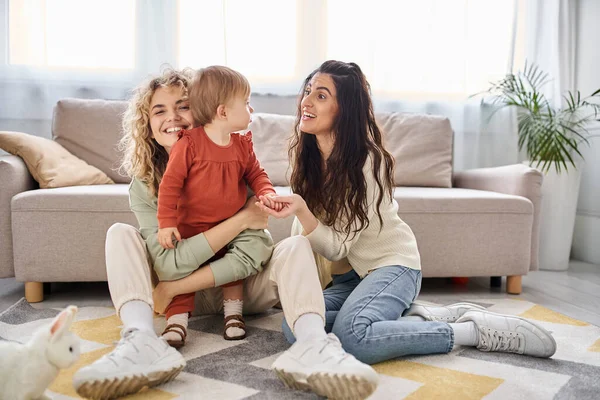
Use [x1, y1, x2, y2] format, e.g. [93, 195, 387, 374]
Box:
[158, 227, 181, 249]
[258, 194, 306, 218]
[263, 193, 285, 212]
[240, 196, 270, 230]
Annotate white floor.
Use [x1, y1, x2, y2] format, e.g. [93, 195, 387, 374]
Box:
[1, 260, 599, 326]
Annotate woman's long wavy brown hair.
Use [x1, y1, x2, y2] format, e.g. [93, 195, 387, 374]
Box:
[119, 68, 194, 196]
[289, 60, 395, 238]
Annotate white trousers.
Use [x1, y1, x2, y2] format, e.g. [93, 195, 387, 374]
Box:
[105, 223, 325, 332]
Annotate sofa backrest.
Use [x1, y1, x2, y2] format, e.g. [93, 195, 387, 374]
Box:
[376, 113, 453, 188]
[53, 99, 129, 183]
[52, 99, 454, 188]
[248, 113, 295, 186]
[249, 112, 453, 187]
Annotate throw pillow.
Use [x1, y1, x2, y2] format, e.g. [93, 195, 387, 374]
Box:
[376, 113, 453, 188]
[0, 131, 114, 188]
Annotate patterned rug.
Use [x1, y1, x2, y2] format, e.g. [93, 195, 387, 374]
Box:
[1, 297, 599, 400]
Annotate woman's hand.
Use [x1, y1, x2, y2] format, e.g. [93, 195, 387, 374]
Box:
[260, 194, 319, 234]
[239, 196, 269, 230]
[152, 281, 174, 314]
[158, 227, 181, 249]
[258, 194, 307, 218]
[263, 193, 285, 211]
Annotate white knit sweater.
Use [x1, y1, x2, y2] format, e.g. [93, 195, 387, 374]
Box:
[291, 157, 421, 278]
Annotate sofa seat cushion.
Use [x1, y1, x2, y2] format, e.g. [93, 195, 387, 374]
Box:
[11, 185, 296, 281]
[11, 184, 137, 282]
[395, 187, 533, 277]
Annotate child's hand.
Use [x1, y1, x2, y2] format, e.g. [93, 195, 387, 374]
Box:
[158, 227, 181, 249]
[258, 194, 306, 218]
[263, 193, 285, 212]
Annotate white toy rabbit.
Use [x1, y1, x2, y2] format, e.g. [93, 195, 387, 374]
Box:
[0, 305, 81, 400]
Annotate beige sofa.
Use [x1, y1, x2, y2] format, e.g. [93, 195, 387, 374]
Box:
[0, 99, 543, 302]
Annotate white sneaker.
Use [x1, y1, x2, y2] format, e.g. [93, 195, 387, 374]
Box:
[272, 333, 379, 400]
[73, 328, 186, 399]
[456, 309, 557, 358]
[404, 302, 485, 322]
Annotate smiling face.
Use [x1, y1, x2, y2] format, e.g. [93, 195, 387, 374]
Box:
[299, 72, 339, 137]
[149, 86, 193, 153]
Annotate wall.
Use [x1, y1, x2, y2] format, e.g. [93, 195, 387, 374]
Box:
[572, 0, 600, 265]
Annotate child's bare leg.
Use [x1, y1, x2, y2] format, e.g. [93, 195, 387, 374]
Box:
[223, 282, 245, 340]
[223, 281, 243, 301]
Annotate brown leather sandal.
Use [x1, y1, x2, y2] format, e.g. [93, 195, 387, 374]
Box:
[161, 323, 187, 349]
[223, 314, 246, 340]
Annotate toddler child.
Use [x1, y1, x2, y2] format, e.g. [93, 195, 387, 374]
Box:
[157, 65, 282, 347]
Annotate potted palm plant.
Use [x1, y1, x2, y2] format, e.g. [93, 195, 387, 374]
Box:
[478, 62, 600, 271]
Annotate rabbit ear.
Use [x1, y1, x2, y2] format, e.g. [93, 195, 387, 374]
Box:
[50, 305, 78, 341]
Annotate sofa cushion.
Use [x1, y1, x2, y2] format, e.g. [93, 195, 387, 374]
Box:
[10, 183, 534, 281]
[248, 112, 453, 188]
[393, 187, 532, 214]
[11, 184, 131, 212]
[394, 187, 533, 277]
[10, 184, 294, 281]
[53, 99, 129, 184]
[377, 113, 453, 188]
[248, 113, 295, 186]
[11, 184, 137, 282]
[0, 130, 114, 188]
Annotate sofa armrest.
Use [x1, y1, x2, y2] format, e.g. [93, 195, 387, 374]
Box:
[453, 164, 543, 271]
[0, 155, 38, 278]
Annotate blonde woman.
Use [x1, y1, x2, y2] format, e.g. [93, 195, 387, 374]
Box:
[73, 68, 380, 400]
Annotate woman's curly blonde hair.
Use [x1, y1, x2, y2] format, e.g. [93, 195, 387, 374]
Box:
[119, 68, 195, 197]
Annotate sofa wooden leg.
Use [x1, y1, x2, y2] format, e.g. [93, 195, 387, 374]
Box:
[506, 275, 522, 295]
[25, 282, 44, 303]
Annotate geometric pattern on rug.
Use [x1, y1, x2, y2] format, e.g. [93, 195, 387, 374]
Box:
[1, 297, 599, 400]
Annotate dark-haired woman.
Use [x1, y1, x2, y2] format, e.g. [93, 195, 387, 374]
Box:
[260, 60, 557, 366]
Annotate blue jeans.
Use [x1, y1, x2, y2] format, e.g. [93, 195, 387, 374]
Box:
[282, 265, 454, 364]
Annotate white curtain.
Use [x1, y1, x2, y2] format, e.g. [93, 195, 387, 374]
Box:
[374, 100, 519, 172]
[0, 0, 176, 134]
[324, 0, 523, 171]
[524, 0, 577, 107]
[1, 0, 541, 172]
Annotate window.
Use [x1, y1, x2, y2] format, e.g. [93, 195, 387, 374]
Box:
[4, 0, 521, 99]
[327, 0, 522, 99]
[177, 0, 297, 82]
[8, 0, 135, 69]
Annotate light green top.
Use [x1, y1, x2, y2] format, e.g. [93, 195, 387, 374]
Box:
[128, 178, 273, 287]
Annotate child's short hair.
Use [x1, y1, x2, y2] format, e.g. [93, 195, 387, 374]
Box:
[189, 65, 251, 125]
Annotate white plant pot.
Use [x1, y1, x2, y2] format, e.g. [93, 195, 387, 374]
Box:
[526, 161, 583, 271]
